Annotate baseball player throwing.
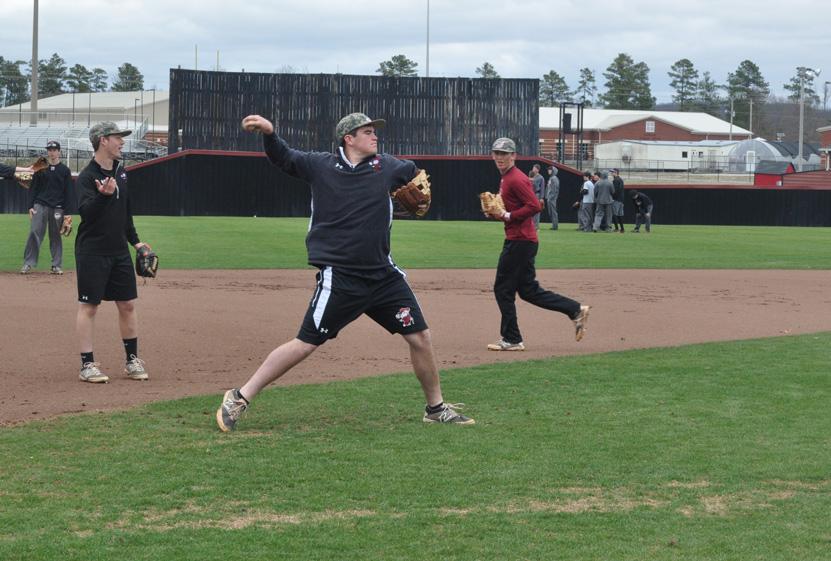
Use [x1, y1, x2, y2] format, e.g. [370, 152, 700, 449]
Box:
[216, 112, 474, 431]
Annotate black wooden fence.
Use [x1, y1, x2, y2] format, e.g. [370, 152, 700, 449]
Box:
[168, 70, 540, 156]
[3, 153, 830, 226]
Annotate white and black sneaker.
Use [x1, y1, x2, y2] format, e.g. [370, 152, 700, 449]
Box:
[216, 389, 249, 432]
[423, 403, 475, 425]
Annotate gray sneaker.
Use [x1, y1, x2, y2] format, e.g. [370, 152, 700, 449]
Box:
[20, 264, 32, 274]
[487, 339, 525, 351]
[125, 355, 149, 381]
[50, 266, 63, 275]
[216, 389, 249, 432]
[423, 403, 475, 425]
[573, 305, 591, 342]
[79, 362, 109, 383]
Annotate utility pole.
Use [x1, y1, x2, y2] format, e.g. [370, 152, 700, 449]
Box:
[728, 96, 734, 141]
[30, 0, 39, 126]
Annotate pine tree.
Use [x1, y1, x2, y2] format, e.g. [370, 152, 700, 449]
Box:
[573, 67, 596, 107]
[726, 60, 769, 129]
[539, 70, 571, 106]
[475, 62, 500, 79]
[376, 55, 418, 77]
[668, 58, 699, 110]
[112, 62, 144, 91]
[783, 67, 820, 105]
[598, 53, 655, 109]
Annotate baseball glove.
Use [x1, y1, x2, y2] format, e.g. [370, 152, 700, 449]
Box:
[59, 215, 72, 237]
[391, 169, 431, 218]
[31, 156, 49, 173]
[14, 157, 48, 189]
[479, 191, 506, 218]
[135, 245, 159, 278]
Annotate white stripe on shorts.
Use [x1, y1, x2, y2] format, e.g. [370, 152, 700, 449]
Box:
[312, 266, 333, 329]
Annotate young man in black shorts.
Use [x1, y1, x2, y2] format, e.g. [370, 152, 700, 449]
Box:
[75, 122, 153, 383]
[216, 112, 474, 431]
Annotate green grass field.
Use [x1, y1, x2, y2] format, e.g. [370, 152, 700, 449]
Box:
[3, 215, 830, 559]
[1, 215, 829, 270]
[1, 334, 829, 560]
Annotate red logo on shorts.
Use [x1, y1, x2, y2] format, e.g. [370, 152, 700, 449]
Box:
[396, 307, 415, 327]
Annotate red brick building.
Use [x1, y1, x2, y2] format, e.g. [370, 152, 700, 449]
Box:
[539, 108, 752, 161]
[818, 125, 831, 170]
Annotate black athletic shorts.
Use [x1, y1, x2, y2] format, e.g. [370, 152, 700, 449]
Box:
[76, 252, 137, 304]
[297, 266, 428, 345]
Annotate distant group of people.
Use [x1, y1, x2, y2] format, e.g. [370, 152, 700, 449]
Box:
[575, 168, 653, 233]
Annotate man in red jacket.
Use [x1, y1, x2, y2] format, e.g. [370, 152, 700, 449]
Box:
[484, 137, 590, 351]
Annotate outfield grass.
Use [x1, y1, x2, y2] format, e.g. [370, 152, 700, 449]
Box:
[1, 334, 829, 560]
[1, 215, 829, 271]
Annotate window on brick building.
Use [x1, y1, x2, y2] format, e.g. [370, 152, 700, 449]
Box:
[645, 120, 656, 133]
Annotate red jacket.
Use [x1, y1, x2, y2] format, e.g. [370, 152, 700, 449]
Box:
[499, 165, 542, 242]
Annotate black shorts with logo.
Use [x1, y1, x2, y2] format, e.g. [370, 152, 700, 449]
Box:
[76, 252, 137, 304]
[297, 266, 428, 345]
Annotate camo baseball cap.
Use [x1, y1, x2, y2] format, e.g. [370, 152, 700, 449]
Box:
[491, 137, 516, 153]
[89, 121, 132, 144]
[334, 112, 386, 141]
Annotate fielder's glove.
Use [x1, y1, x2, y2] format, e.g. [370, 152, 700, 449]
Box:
[59, 215, 72, 237]
[135, 245, 159, 278]
[391, 169, 431, 218]
[14, 156, 49, 189]
[479, 191, 506, 219]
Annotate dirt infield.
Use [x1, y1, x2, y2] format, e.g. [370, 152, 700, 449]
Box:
[2, 268, 830, 425]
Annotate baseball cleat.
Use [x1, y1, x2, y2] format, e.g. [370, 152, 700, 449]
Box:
[80, 362, 109, 383]
[423, 403, 475, 425]
[125, 356, 149, 381]
[216, 389, 249, 432]
[573, 305, 590, 342]
[487, 339, 525, 351]
[50, 266, 63, 275]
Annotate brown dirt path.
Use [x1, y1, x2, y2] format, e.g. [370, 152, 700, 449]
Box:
[2, 269, 830, 425]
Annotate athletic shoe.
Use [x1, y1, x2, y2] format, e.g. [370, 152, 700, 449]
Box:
[20, 265, 32, 274]
[125, 355, 149, 381]
[573, 305, 591, 342]
[423, 403, 475, 425]
[487, 339, 525, 351]
[50, 266, 63, 275]
[80, 362, 109, 383]
[216, 389, 249, 432]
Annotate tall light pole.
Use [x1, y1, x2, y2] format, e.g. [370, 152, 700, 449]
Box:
[798, 67, 821, 172]
[30, 0, 39, 126]
[425, 0, 430, 77]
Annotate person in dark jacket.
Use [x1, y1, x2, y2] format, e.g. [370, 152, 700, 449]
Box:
[75, 122, 153, 384]
[545, 165, 560, 230]
[592, 170, 614, 232]
[215, 112, 474, 432]
[631, 190, 654, 233]
[610, 168, 625, 233]
[20, 141, 73, 275]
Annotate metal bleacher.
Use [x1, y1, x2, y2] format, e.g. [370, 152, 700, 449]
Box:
[0, 120, 166, 166]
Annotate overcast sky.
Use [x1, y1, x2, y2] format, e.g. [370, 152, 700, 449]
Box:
[4, 0, 829, 104]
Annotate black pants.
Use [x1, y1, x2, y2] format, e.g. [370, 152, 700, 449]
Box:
[493, 240, 581, 344]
